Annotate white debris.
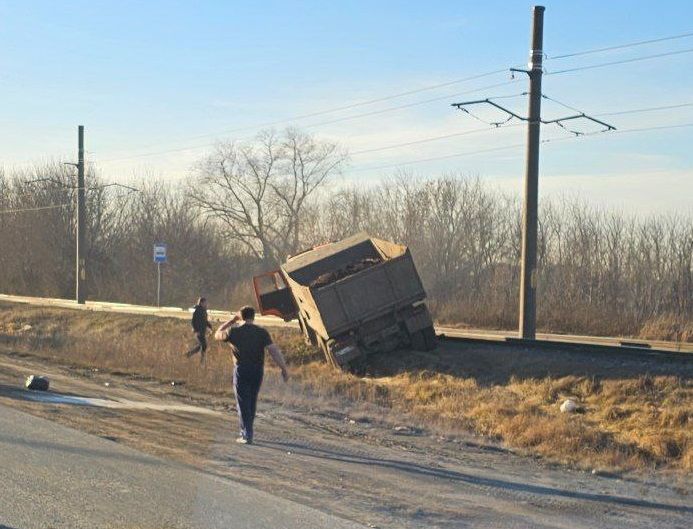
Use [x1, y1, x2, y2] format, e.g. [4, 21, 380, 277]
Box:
[21, 324, 32, 332]
[560, 399, 578, 413]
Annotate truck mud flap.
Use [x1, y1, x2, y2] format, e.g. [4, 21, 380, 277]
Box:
[332, 344, 361, 366]
[410, 326, 437, 351]
[403, 305, 433, 335]
[319, 336, 362, 369]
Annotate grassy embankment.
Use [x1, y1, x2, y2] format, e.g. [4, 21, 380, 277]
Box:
[0, 301, 690, 473]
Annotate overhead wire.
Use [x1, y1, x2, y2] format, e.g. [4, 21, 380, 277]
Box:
[350, 95, 693, 157]
[187, 68, 510, 139]
[547, 31, 693, 60]
[350, 143, 525, 173]
[351, 122, 523, 156]
[100, 79, 522, 163]
[595, 102, 693, 117]
[545, 47, 693, 75]
[542, 95, 693, 119]
[351, 122, 693, 173]
[97, 69, 512, 160]
[303, 82, 522, 129]
[100, 96, 693, 166]
[46, 31, 693, 170]
[0, 203, 70, 215]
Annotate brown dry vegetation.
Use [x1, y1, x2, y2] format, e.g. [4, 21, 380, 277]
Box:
[1, 302, 691, 473]
[2, 158, 691, 341]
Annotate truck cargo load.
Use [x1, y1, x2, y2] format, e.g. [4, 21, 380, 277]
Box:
[253, 232, 436, 369]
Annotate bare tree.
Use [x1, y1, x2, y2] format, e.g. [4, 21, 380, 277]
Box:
[189, 128, 347, 264]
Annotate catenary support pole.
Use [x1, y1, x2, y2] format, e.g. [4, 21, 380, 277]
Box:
[519, 6, 544, 339]
[76, 125, 86, 304]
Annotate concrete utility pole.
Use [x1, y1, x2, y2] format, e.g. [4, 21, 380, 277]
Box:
[518, 5, 544, 340]
[76, 125, 87, 304]
[453, 6, 614, 340]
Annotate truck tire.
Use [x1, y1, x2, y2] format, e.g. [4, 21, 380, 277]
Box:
[411, 326, 437, 351]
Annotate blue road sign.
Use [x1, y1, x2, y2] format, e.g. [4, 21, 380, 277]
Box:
[153, 243, 167, 264]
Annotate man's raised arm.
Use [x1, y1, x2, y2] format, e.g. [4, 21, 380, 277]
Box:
[214, 314, 239, 341]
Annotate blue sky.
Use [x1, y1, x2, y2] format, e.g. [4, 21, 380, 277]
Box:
[1, 0, 692, 213]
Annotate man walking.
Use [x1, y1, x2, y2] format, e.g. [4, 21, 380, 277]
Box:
[214, 306, 289, 444]
[185, 297, 212, 365]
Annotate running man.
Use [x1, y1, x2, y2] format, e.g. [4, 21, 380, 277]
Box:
[185, 297, 212, 365]
[214, 305, 289, 444]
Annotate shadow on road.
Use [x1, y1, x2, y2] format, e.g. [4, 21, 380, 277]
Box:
[0, 382, 95, 403]
[0, 432, 159, 466]
[259, 439, 691, 514]
[362, 342, 693, 386]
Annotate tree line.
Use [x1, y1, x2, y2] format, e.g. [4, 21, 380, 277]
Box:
[1, 129, 690, 340]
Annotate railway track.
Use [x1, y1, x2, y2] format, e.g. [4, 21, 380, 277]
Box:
[1, 293, 691, 359]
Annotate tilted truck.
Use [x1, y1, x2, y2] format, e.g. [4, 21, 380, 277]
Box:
[252, 232, 436, 369]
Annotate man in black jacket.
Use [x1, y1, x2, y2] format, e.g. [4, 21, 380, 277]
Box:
[185, 297, 212, 365]
[214, 306, 289, 444]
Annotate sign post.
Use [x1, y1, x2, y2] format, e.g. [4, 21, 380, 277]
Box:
[153, 243, 167, 307]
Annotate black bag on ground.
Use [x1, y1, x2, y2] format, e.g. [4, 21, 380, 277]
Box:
[25, 375, 50, 391]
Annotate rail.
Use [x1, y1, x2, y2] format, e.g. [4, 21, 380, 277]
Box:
[1, 293, 690, 357]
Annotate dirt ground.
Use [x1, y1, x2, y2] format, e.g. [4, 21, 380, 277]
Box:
[2, 301, 691, 473]
[0, 349, 691, 529]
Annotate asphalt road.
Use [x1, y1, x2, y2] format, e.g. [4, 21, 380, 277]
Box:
[0, 404, 365, 529]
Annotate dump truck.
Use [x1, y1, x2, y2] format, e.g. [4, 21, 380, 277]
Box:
[252, 232, 436, 369]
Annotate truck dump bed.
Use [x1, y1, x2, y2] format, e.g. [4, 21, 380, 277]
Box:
[281, 232, 426, 340]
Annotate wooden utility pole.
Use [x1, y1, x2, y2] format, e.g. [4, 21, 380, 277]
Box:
[76, 125, 86, 304]
[518, 6, 544, 339]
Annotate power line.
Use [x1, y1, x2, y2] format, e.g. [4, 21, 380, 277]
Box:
[350, 143, 525, 172]
[303, 80, 520, 129]
[97, 69, 511, 160]
[330, 98, 693, 157]
[87, 32, 693, 166]
[351, 123, 523, 156]
[99, 96, 693, 166]
[540, 94, 583, 113]
[604, 121, 693, 135]
[350, 122, 693, 173]
[100, 79, 521, 163]
[595, 102, 693, 117]
[211, 69, 510, 132]
[545, 47, 693, 75]
[0, 203, 70, 215]
[547, 31, 693, 60]
[543, 96, 693, 118]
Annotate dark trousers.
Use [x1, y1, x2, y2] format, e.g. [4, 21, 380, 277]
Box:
[233, 364, 264, 441]
[186, 332, 208, 361]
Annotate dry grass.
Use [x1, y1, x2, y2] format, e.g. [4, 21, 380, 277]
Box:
[1, 302, 691, 474]
[639, 314, 693, 343]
